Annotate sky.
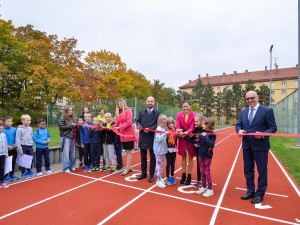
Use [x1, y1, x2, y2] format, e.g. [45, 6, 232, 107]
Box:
[1, 0, 297, 90]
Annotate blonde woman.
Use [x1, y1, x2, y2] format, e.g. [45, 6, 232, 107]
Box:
[113, 99, 136, 176]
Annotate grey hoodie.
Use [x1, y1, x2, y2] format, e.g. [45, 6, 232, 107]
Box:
[16, 125, 34, 152]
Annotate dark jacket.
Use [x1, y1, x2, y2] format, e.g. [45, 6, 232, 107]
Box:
[76, 125, 82, 145]
[80, 121, 94, 144]
[58, 116, 75, 139]
[186, 130, 216, 159]
[185, 126, 203, 153]
[89, 126, 101, 144]
[136, 108, 161, 149]
[101, 122, 115, 145]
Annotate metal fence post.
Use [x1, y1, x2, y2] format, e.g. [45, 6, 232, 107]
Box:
[134, 97, 137, 119]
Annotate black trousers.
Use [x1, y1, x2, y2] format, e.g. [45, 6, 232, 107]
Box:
[84, 143, 91, 166]
[7, 148, 17, 176]
[140, 148, 156, 176]
[196, 155, 201, 181]
[166, 152, 176, 177]
[0, 155, 5, 183]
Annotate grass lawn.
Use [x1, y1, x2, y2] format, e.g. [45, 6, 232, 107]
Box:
[270, 135, 300, 186]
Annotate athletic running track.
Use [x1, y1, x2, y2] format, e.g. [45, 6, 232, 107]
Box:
[0, 127, 299, 225]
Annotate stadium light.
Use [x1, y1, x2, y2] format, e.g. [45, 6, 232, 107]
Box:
[269, 45, 273, 108]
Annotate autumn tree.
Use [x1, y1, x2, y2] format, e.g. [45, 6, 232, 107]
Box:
[126, 69, 151, 99]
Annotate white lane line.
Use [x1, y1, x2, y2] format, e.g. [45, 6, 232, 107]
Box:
[269, 150, 300, 197]
[235, 187, 289, 198]
[209, 143, 242, 225]
[0, 180, 97, 220]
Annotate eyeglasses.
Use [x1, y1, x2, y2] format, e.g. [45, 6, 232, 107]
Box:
[245, 96, 256, 101]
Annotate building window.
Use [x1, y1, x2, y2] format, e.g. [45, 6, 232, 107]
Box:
[259, 83, 263, 87]
[226, 86, 231, 90]
[282, 90, 286, 95]
[271, 82, 275, 87]
[295, 80, 298, 86]
[271, 91, 275, 95]
[282, 81, 286, 86]
[57, 98, 63, 103]
[217, 87, 220, 91]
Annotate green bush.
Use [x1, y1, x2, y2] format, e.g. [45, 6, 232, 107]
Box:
[0, 108, 46, 125]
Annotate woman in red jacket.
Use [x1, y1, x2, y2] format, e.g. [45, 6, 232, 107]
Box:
[176, 101, 197, 185]
[113, 98, 136, 176]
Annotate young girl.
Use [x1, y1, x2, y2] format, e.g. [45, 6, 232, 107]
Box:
[153, 115, 169, 188]
[0, 120, 9, 188]
[195, 117, 216, 197]
[165, 117, 178, 185]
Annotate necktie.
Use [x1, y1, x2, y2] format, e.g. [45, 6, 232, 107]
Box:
[249, 108, 254, 125]
[148, 109, 151, 114]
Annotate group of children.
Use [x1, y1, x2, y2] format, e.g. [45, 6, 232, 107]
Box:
[153, 114, 216, 198]
[0, 115, 52, 188]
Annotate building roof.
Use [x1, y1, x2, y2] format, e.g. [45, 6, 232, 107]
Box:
[179, 65, 299, 89]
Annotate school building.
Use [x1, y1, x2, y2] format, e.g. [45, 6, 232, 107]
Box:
[179, 64, 299, 105]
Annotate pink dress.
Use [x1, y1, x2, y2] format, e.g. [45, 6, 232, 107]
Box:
[114, 108, 136, 143]
[176, 111, 197, 158]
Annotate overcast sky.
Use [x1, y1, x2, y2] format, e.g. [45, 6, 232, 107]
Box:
[1, 0, 297, 90]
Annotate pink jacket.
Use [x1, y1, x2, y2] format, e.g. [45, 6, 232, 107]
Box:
[114, 108, 136, 143]
[176, 111, 197, 157]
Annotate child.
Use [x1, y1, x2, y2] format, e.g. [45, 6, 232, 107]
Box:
[101, 113, 117, 173]
[33, 118, 52, 176]
[165, 117, 178, 185]
[76, 117, 84, 168]
[16, 114, 36, 179]
[188, 114, 206, 188]
[153, 115, 169, 188]
[89, 117, 102, 172]
[80, 113, 93, 172]
[195, 117, 216, 197]
[2, 116, 19, 181]
[0, 120, 9, 188]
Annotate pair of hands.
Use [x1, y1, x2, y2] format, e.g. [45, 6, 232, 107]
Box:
[8, 144, 16, 150]
[138, 126, 149, 133]
[238, 130, 263, 139]
[19, 148, 36, 156]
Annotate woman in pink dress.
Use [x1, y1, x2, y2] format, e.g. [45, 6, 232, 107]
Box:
[176, 101, 197, 185]
[113, 98, 136, 176]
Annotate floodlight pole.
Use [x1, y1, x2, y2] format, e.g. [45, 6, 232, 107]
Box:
[269, 44, 273, 108]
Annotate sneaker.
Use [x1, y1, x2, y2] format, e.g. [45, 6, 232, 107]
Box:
[166, 177, 172, 185]
[193, 181, 201, 188]
[84, 166, 89, 172]
[156, 180, 166, 188]
[45, 170, 53, 174]
[0, 183, 9, 188]
[110, 167, 116, 173]
[36, 172, 43, 176]
[4, 176, 13, 182]
[64, 169, 71, 173]
[91, 167, 97, 173]
[203, 189, 214, 197]
[89, 165, 93, 170]
[78, 162, 83, 168]
[103, 165, 110, 171]
[95, 167, 100, 172]
[170, 177, 176, 185]
[196, 187, 207, 195]
[71, 168, 76, 171]
[116, 165, 124, 170]
[27, 171, 36, 177]
[10, 175, 19, 180]
[24, 171, 32, 177]
[21, 173, 30, 179]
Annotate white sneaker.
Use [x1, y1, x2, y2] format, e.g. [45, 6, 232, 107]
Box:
[156, 181, 166, 188]
[203, 189, 214, 197]
[36, 172, 43, 176]
[64, 169, 70, 173]
[196, 187, 207, 195]
[71, 168, 76, 171]
[45, 170, 53, 174]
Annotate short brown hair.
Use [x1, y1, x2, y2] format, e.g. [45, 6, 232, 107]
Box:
[2, 116, 13, 122]
[204, 117, 215, 130]
[0, 120, 3, 126]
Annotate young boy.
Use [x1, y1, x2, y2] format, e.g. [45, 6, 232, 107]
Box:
[2, 116, 19, 181]
[33, 118, 52, 176]
[76, 117, 84, 168]
[80, 113, 93, 172]
[16, 114, 36, 179]
[0, 120, 9, 188]
[89, 117, 102, 172]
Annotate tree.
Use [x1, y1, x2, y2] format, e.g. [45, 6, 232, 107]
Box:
[192, 79, 204, 109]
[126, 69, 151, 99]
[215, 92, 222, 124]
[221, 88, 233, 124]
[162, 87, 176, 106]
[232, 83, 243, 119]
[151, 79, 169, 104]
[175, 90, 192, 106]
[257, 84, 270, 106]
[201, 83, 215, 117]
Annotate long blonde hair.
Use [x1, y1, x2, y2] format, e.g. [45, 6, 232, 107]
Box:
[115, 98, 128, 117]
[62, 105, 75, 121]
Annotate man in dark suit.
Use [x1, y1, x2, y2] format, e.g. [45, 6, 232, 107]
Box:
[136, 96, 161, 182]
[236, 91, 277, 204]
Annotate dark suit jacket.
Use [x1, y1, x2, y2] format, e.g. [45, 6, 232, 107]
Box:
[136, 108, 161, 149]
[236, 104, 277, 151]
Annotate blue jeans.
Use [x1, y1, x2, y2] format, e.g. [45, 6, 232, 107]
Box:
[61, 137, 75, 171]
[20, 145, 34, 174]
[36, 147, 50, 173]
